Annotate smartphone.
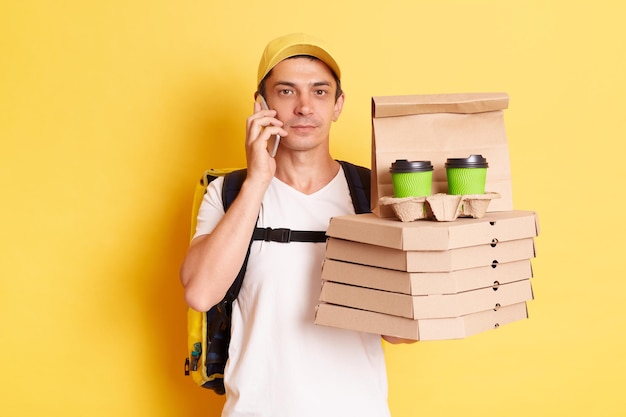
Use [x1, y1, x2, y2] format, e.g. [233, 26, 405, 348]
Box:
[256, 95, 280, 157]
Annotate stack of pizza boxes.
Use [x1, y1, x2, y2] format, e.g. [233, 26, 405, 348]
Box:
[315, 93, 539, 341]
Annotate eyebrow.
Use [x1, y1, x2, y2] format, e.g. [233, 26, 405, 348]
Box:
[274, 80, 333, 88]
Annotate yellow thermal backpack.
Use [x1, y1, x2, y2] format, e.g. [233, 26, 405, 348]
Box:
[184, 162, 372, 394]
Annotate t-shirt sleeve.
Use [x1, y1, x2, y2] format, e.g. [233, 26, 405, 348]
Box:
[193, 176, 226, 239]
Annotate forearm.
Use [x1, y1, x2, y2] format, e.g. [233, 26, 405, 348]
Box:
[180, 178, 266, 312]
[181, 97, 284, 311]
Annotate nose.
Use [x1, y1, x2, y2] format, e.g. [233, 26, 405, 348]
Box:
[295, 95, 313, 116]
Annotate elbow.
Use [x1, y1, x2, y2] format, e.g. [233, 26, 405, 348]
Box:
[179, 250, 228, 312]
[182, 273, 222, 313]
[184, 284, 217, 313]
[180, 268, 216, 312]
[185, 292, 211, 313]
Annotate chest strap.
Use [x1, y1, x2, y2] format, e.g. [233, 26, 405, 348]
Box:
[252, 227, 327, 243]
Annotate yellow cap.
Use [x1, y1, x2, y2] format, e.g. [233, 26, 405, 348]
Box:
[257, 33, 341, 86]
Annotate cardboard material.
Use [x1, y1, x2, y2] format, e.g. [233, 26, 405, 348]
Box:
[314, 92, 537, 341]
[319, 279, 533, 319]
[371, 93, 512, 217]
[315, 302, 528, 341]
[326, 210, 539, 251]
[321, 258, 534, 295]
[325, 237, 536, 272]
[379, 192, 501, 222]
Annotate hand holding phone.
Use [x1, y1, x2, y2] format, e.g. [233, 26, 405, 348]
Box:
[256, 95, 281, 157]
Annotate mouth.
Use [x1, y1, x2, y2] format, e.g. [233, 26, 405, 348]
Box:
[289, 123, 318, 135]
[286, 117, 320, 136]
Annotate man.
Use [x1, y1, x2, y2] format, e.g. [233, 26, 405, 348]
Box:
[180, 33, 410, 416]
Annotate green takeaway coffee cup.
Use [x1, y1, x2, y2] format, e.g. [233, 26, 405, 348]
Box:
[390, 159, 433, 198]
[445, 154, 489, 195]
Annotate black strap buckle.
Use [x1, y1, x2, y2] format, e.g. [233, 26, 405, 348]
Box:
[252, 227, 327, 243]
[255, 227, 292, 243]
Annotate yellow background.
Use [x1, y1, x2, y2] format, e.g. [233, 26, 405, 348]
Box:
[2, 1, 624, 416]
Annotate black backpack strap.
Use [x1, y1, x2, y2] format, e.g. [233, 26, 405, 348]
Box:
[195, 162, 370, 394]
[220, 169, 253, 304]
[222, 163, 370, 215]
[220, 163, 370, 249]
[222, 169, 248, 211]
[194, 169, 253, 395]
[337, 160, 372, 214]
[252, 227, 327, 243]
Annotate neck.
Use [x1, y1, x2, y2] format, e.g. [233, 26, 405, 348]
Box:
[274, 153, 339, 195]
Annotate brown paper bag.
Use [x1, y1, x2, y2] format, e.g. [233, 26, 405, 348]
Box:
[371, 92, 513, 217]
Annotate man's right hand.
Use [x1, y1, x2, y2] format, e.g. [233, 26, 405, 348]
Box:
[245, 100, 287, 188]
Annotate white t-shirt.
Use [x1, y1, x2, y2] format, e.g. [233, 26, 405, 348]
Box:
[194, 167, 390, 417]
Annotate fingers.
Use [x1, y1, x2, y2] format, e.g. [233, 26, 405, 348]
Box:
[245, 107, 283, 173]
[244, 103, 288, 184]
[246, 109, 286, 148]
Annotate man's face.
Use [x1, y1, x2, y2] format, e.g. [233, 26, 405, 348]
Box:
[263, 57, 345, 153]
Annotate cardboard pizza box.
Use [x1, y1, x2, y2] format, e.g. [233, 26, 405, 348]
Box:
[326, 210, 538, 251]
[314, 302, 528, 341]
[321, 258, 534, 295]
[325, 237, 536, 273]
[319, 279, 533, 319]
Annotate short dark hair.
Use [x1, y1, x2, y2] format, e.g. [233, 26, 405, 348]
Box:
[257, 55, 343, 101]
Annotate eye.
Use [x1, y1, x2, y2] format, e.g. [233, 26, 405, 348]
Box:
[315, 89, 328, 96]
[279, 89, 294, 96]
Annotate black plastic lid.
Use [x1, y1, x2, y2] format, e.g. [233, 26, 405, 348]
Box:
[445, 154, 489, 168]
[390, 159, 433, 173]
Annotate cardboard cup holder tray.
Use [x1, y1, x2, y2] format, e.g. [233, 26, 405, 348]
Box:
[379, 192, 501, 222]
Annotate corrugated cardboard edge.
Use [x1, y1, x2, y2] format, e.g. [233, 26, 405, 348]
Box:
[372, 92, 510, 118]
[314, 302, 528, 341]
[418, 302, 529, 340]
[314, 302, 419, 340]
[326, 210, 539, 251]
[319, 279, 534, 320]
[320, 258, 534, 295]
[325, 236, 536, 273]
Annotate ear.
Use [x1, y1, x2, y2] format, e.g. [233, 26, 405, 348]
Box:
[332, 92, 345, 122]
